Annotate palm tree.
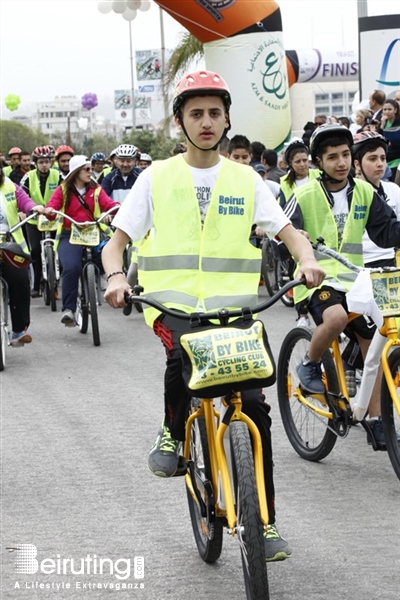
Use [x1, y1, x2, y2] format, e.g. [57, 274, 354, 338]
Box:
[164, 32, 204, 88]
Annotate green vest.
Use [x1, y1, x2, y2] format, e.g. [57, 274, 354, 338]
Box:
[293, 178, 374, 304]
[3, 165, 12, 177]
[0, 178, 29, 252]
[279, 168, 320, 204]
[26, 169, 60, 224]
[138, 155, 261, 326]
[53, 185, 112, 251]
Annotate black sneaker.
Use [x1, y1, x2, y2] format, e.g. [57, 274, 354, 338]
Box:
[367, 417, 386, 448]
[148, 420, 181, 477]
[263, 524, 292, 562]
[296, 356, 325, 394]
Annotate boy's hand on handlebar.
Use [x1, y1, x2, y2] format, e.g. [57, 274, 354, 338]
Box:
[104, 274, 131, 308]
[297, 259, 326, 289]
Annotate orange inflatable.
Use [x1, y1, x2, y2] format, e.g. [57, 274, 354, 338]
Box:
[155, 0, 291, 149]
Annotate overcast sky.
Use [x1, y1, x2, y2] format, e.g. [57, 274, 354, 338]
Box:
[0, 0, 398, 117]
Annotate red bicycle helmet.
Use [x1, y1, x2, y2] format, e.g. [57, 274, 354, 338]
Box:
[32, 146, 53, 160]
[173, 70, 232, 116]
[8, 147, 22, 156]
[55, 145, 74, 158]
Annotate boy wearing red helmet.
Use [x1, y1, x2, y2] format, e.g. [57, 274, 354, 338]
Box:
[103, 71, 325, 561]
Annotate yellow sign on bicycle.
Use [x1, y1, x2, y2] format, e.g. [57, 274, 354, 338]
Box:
[37, 215, 59, 232]
[69, 223, 100, 246]
[371, 270, 400, 316]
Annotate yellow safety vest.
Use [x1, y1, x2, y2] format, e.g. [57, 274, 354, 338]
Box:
[3, 165, 12, 177]
[138, 155, 261, 326]
[292, 178, 374, 304]
[280, 168, 320, 205]
[0, 178, 30, 252]
[26, 169, 60, 224]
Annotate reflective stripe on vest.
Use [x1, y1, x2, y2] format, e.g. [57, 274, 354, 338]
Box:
[0, 178, 30, 252]
[138, 155, 260, 326]
[292, 178, 374, 304]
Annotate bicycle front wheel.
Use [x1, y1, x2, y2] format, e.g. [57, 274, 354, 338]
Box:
[45, 245, 57, 312]
[77, 276, 89, 334]
[230, 420, 269, 600]
[381, 347, 400, 480]
[186, 399, 223, 563]
[277, 327, 338, 461]
[86, 263, 100, 346]
[261, 238, 277, 297]
[0, 281, 7, 371]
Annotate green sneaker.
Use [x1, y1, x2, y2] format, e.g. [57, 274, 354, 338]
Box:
[263, 524, 292, 562]
[148, 420, 181, 477]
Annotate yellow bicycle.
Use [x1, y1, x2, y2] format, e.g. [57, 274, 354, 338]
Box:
[277, 242, 400, 480]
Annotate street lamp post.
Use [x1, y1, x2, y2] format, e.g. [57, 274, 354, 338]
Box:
[128, 20, 136, 131]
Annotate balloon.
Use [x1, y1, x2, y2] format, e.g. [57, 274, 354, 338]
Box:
[4, 94, 21, 111]
[138, 0, 151, 11]
[122, 7, 137, 20]
[127, 0, 141, 8]
[112, 0, 127, 13]
[97, 1, 112, 14]
[81, 92, 98, 110]
[78, 117, 89, 131]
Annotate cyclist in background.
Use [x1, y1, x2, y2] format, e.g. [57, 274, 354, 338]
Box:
[44, 155, 119, 327]
[102, 70, 325, 562]
[54, 145, 75, 180]
[3, 147, 22, 177]
[279, 138, 320, 206]
[101, 144, 141, 203]
[0, 167, 45, 345]
[9, 151, 32, 186]
[91, 152, 108, 183]
[138, 153, 152, 170]
[21, 146, 60, 297]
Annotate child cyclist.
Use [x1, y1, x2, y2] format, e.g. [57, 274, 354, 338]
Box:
[102, 70, 325, 561]
[281, 123, 400, 445]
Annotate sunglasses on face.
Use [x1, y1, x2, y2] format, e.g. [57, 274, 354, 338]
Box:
[81, 166, 92, 172]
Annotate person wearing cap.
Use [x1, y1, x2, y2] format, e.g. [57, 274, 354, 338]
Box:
[44, 156, 119, 327]
[21, 146, 61, 297]
[101, 144, 142, 203]
[281, 123, 400, 447]
[0, 166, 45, 345]
[102, 69, 325, 562]
[4, 147, 22, 177]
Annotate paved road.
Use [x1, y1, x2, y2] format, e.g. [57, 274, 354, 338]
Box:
[2, 288, 399, 599]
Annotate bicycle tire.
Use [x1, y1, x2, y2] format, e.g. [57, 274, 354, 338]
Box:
[86, 263, 100, 346]
[186, 399, 223, 563]
[230, 420, 269, 600]
[45, 245, 57, 312]
[277, 327, 338, 461]
[381, 347, 400, 480]
[261, 238, 277, 297]
[0, 282, 6, 371]
[77, 276, 89, 334]
[275, 260, 295, 307]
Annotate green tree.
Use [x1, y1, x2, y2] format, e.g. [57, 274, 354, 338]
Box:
[164, 32, 204, 87]
[0, 120, 48, 154]
[124, 130, 183, 160]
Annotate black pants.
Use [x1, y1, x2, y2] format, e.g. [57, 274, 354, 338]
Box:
[153, 313, 276, 523]
[1, 263, 30, 333]
[26, 223, 42, 292]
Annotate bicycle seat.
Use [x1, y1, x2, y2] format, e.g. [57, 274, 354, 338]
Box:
[0, 242, 31, 268]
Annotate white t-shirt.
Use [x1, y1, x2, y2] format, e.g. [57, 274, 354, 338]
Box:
[112, 158, 290, 243]
[362, 180, 400, 264]
[295, 176, 310, 188]
[328, 183, 350, 292]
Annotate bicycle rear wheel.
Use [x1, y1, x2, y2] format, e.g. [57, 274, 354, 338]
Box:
[261, 238, 277, 297]
[86, 263, 100, 346]
[277, 327, 338, 461]
[230, 420, 269, 600]
[186, 399, 223, 563]
[45, 245, 57, 312]
[381, 347, 400, 480]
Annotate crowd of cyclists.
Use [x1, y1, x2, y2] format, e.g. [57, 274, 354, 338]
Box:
[2, 72, 400, 561]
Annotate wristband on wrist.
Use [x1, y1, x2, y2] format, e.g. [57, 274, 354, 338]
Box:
[107, 271, 124, 281]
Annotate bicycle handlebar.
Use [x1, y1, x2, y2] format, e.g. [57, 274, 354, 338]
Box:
[124, 277, 306, 324]
[313, 237, 400, 274]
[46, 206, 119, 227]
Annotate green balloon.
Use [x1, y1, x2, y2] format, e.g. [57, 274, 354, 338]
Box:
[5, 94, 21, 111]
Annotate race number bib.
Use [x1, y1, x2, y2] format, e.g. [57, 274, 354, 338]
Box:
[371, 270, 400, 317]
[37, 215, 59, 232]
[69, 223, 100, 246]
[180, 320, 276, 397]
